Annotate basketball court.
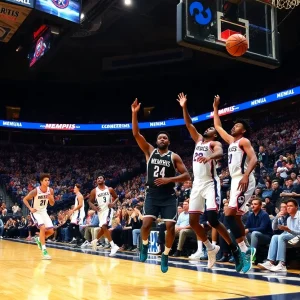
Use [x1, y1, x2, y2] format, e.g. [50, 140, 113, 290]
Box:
[1, 239, 299, 299]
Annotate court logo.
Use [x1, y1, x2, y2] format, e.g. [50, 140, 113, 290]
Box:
[189, 1, 212, 25]
[51, 0, 69, 9]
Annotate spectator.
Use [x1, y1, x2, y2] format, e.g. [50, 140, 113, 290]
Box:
[245, 198, 273, 252]
[258, 198, 300, 272]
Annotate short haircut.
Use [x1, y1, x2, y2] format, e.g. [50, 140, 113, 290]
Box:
[97, 174, 106, 180]
[40, 173, 50, 182]
[156, 131, 170, 141]
[75, 183, 81, 189]
[251, 198, 262, 206]
[235, 119, 251, 138]
[286, 198, 299, 207]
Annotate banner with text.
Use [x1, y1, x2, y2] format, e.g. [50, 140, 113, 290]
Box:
[0, 86, 299, 131]
[0, 2, 31, 43]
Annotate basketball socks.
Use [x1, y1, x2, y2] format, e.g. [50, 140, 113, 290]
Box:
[212, 241, 217, 246]
[42, 245, 46, 250]
[238, 241, 248, 253]
[197, 240, 203, 253]
[163, 246, 171, 256]
[203, 240, 214, 251]
[110, 240, 115, 247]
[142, 239, 148, 245]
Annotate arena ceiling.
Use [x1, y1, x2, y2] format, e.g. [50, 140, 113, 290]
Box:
[0, 0, 300, 123]
[0, 0, 300, 83]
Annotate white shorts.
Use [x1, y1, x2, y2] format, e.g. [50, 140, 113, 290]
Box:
[31, 210, 53, 229]
[229, 174, 256, 215]
[189, 178, 221, 213]
[71, 211, 85, 225]
[98, 208, 113, 227]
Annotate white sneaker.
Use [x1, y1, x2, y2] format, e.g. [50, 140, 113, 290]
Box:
[91, 239, 98, 251]
[188, 251, 203, 260]
[109, 244, 119, 257]
[257, 261, 275, 271]
[270, 262, 287, 272]
[207, 245, 220, 268]
[288, 236, 300, 245]
[80, 240, 89, 248]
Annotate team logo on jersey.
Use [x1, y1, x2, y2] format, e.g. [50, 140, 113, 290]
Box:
[52, 0, 69, 9]
[195, 145, 208, 151]
[237, 195, 245, 204]
[228, 146, 238, 152]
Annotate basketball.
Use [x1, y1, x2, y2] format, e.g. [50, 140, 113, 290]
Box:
[226, 34, 248, 57]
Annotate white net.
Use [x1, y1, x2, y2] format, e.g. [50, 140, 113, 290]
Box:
[272, 0, 300, 9]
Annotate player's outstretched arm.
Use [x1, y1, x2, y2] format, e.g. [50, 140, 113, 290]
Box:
[213, 95, 234, 144]
[131, 98, 154, 159]
[177, 93, 202, 143]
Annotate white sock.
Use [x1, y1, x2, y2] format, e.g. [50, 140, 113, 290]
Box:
[203, 240, 214, 251]
[164, 246, 171, 255]
[212, 241, 217, 246]
[197, 240, 203, 253]
[142, 239, 148, 245]
[109, 240, 115, 247]
[238, 241, 248, 253]
[42, 245, 46, 250]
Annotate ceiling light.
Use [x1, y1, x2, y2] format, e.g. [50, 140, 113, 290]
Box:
[124, 0, 132, 6]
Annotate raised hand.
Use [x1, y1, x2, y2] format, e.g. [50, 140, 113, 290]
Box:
[131, 98, 141, 113]
[213, 95, 220, 109]
[177, 92, 187, 107]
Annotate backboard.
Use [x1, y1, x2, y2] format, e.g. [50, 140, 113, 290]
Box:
[177, 0, 280, 69]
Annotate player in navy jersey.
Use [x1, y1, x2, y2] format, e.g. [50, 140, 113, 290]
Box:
[177, 92, 242, 269]
[213, 95, 257, 273]
[131, 98, 190, 273]
[23, 173, 55, 259]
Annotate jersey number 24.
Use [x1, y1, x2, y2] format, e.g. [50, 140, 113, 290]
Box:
[153, 166, 165, 177]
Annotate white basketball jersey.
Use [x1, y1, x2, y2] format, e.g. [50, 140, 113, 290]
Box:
[74, 193, 85, 219]
[95, 186, 111, 211]
[228, 138, 250, 177]
[193, 141, 217, 180]
[33, 187, 50, 212]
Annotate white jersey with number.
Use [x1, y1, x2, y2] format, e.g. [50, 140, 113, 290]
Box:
[193, 141, 217, 180]
[32, 187, 50, 212]
[228, 138, 251, 178]
[95, 186, 111, 211]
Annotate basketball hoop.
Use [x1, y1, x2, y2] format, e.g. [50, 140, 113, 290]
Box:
[272, 0, 300, 9]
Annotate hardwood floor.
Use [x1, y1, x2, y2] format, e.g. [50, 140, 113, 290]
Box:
[0, 240, 299, 300]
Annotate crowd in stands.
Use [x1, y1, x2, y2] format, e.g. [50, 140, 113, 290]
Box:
[0, 112, 300, 271]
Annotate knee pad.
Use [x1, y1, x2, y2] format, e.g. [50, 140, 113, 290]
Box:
[206, 211, 220, 228]
[225, 215, 242, 239]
